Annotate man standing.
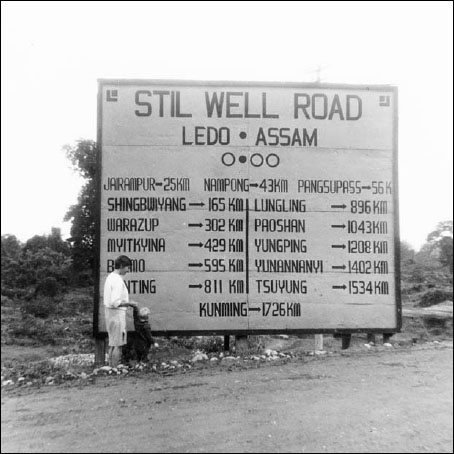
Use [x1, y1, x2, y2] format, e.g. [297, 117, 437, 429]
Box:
[103, 255, 138, 367]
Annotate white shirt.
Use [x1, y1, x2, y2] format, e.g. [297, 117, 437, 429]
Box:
[103, 272, 129, 321]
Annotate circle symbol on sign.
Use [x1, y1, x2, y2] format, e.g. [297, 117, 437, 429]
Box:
[266, 153, 280, 168]
[221, 152, 235, 167]
[251, 153, 264, 167]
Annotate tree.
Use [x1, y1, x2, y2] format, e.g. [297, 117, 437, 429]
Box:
[1, 231, 72, 292]
[1, 235, 23, 289]
[400, 241, 415, 265]
[426, 221, 453, 273]
[1, 234, 22, 260]
[63, 140, 98, 277]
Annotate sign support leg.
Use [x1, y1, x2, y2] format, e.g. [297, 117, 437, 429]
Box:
[224, 335, 230, 352]
[314, 334, 324, 351]
[95, 338, 106, 366]
[341, 334, 352, 350]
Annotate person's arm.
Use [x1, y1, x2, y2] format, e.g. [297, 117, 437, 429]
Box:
[109, 280, 138, 309]
[117, 301, 138, 308]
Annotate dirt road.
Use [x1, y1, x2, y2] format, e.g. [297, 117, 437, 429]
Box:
[2, 342, 453, 453]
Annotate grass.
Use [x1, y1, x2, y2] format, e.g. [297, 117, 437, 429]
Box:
[1, 276, 452, 390]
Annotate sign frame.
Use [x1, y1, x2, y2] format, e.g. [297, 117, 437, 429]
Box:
[93, 79, 401, 338]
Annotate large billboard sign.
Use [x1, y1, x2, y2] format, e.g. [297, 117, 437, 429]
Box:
[95, 80, 400, 335]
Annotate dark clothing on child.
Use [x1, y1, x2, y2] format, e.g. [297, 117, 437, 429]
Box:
[123, 307, 155, 362]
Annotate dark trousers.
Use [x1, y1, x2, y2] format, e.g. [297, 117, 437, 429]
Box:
[123, 333, 151, 362]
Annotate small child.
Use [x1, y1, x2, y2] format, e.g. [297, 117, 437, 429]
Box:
[123, 306, 158, 363]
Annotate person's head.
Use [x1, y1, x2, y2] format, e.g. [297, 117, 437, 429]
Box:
[114, 255, 132, 276]
[138, 307, 150, 322]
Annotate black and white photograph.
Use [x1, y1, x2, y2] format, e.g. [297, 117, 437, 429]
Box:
[1, 2, 452, 452]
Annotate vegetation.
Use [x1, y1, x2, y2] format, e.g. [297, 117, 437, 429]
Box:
[63, 139, 98, 283]
[1, 229, 72, 298]
[0, 138, 452, 389]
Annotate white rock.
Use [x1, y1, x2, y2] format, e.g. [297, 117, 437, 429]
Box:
[170, 360, 179, 366]
[18, 377, 25, 382]
[45, 376, 55, 384]
[2, 380, 14, 386]
[219, 352, 224, 358]
[80, 372, 88, 379]
[251, 356, 260, 361]
[99, 366, 112, 372]
[210, 357, 219, 362]
[383, 343, 393, 348]
[223, 356, 237, 361]
[191, 353, 209, 362]
[264, 349, 272, 356]
[278, 335, 289, 339]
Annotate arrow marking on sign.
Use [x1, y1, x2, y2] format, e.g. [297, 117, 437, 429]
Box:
[248, 307, 261, 312]
[331, 204, 347, 209]
[332, 265, 347, 270]
[188, 243, 203, 247]
[331, 244, 346, 249]
[361, 185, 371, 190]
[188, 263, 203, 267]
[189, 202, 205, 207]
[331, 224, 346, 229]
[332, 285, 347, 290]
[188, 223, 203, 228]
[188, 284, 203, 289]
[249, 183, 259, 188]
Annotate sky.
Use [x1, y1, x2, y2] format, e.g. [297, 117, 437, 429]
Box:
[1, 1, 453, 251]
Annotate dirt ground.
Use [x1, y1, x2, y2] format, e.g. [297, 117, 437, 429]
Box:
[1, 340, 452, 453]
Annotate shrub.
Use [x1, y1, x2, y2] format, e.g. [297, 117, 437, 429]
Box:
[34, 277, 59, 298]
[22, 296, 59, 318]
[418, 289, 453, 307]
[62, 292, 93, 315]
[169, 336, 225, 353]
[1, 294, 13, 306]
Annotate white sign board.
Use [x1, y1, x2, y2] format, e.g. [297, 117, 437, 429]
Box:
[96, 80, 400, 335]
